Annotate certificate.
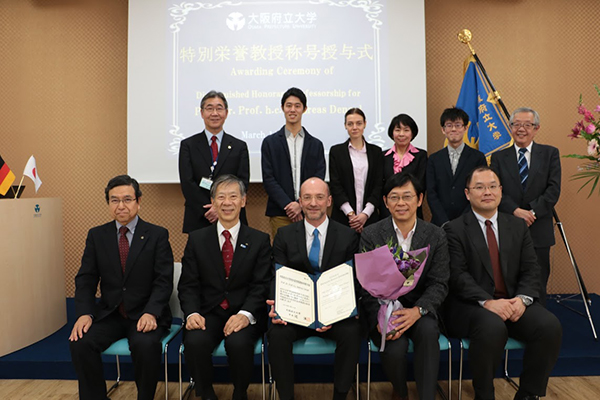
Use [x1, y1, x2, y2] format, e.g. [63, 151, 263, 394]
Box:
[274, 262, 357, 329]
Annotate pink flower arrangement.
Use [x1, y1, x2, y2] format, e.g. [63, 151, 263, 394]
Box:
[565, 86, 600, 196]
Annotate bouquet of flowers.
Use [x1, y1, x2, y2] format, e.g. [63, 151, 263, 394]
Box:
[566, 85, 600, 197]
[355, 241, 430, 351]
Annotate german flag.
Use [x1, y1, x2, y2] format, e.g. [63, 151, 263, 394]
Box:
[0, 155, 16, 196]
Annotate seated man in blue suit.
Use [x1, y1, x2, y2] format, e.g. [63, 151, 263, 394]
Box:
[261, 87, 326, 237]
[427, 107, 487, 226]
[69, 175, 174, 400]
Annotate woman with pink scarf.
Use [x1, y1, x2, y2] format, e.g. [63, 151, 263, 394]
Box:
[382, 114, 428, 219]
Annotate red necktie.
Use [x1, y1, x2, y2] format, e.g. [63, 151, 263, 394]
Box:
[118, 226, 129, 317]
[220, 230, 233, 309]
[211, 135, 218, 162]
[485, 220, 507, 298]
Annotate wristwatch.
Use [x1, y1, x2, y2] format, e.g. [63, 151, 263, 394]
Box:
[418, 306, 428, 316]
[517, 295, 533, 307]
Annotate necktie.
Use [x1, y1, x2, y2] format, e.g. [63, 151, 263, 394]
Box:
[450, 150, 459, 175]
[518, 148, 528, 190]
[485, 220, 507, 298]
[210, 135, 218, 163]
[308, 228, 320, 274]
[118, 226, 129, 317]
[220, 230, 233, 309]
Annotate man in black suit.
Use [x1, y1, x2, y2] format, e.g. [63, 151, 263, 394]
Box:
[261, 87, 326, 237]
[443, 166, 561, 400]
[427, 107, 487, 226]
[361, 172, 449, 400]
[491, 107, 561, 305]
[69, 175, 174, 400]
[179, 90, 250, 233]
[267, 177, 361, 400]
[178, 174, 271, 400]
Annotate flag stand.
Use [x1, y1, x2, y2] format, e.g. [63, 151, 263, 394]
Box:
[14, 176, 24, 199]
[459, 28, 597, 340]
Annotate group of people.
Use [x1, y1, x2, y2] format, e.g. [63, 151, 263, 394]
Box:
[68, 87, 563, 400]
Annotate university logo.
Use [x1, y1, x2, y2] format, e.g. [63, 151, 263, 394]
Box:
[226, 12, 245, 31]
[35, 204, 40, 213]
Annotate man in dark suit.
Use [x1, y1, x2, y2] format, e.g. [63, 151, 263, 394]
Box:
[69, 175, 174, 400]
[443, 166, 561, 400]
[261, 87, 326, 237]
[179, 90, 250, 233]
[178, 174, 272, 400]
[490, 107, 561, 305]
[267, 177, 360, 400]
[427, 107, 487, 226]
[361, 172, 449, 400]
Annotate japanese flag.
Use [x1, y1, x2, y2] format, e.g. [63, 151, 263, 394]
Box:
[23, 155, 42, 192]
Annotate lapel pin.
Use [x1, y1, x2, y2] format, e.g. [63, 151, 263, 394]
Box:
[141, 236, 145, 240]
[240, 243, 247, 248]
[228, 145, 232, 149]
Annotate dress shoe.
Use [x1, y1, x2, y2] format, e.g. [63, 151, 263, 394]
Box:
[514, 392, 539, 400]
[390, 391, 408, 400]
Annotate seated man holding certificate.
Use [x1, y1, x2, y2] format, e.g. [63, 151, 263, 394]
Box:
[267, 177, 361, 400]
[360, 172, 450, 400]
[178, 174, 272, 400]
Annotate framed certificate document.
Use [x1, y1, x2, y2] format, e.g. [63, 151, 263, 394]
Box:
[274, 262, 357, 329]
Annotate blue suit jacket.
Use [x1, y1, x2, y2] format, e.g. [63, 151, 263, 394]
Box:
[261, 126, 326, 217]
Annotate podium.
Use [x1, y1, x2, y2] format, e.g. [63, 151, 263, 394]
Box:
[0, 198, 66, 357]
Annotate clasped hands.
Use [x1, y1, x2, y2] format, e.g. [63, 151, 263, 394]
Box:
[484, 297, 526, 322]
[186, 313, 250, 336]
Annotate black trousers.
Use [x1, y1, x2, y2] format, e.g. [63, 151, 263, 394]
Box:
[535, 246, 551, 306]
[267, 317, 361, 400]
[69, 311, 167, 400]
[371, 315, 440, 400]
[444, 302, 562, 400]
[183, 307, 262, 400]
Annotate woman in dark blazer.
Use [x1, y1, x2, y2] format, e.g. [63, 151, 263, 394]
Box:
[382, 113, 428, 219]
[329, 108, 383, 233]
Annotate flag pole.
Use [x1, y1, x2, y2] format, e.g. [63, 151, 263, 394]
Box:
[14, 176, 24, 199]
[457, 29, 511, 120]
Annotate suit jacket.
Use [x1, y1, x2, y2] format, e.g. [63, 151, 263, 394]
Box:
[272, 219, 359, 297]
[426, 145, 487, 226]
[443, 210, 540, 306]
[178, 224, 272, 328]
[178, 131, 250, 233]
[329, 140, 383, 226]
[490, 142, 561, 247]
[261, 126, 326, 217]
[360, 217, 449, 330]
[74, 218, 174, 326]
[381, 147, 428, 219]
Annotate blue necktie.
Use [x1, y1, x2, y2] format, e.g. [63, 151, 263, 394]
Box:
[518, 148, 529, 190]
[308, 228, 320, 274]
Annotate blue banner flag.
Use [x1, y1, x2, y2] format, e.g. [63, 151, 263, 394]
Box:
[456, 56, 512, 157]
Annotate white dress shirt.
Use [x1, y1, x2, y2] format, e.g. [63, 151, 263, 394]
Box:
[286, 128, 305, 200]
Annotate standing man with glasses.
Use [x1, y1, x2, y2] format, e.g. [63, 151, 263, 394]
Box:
[261, 87, 326, 238]
[443, 166, 561, 400]
[179, 90, 250, 233]
[70, 175, 174, 400]
[360, 172, 449, 400]
[427, 107, 487, 227]
[267, 177, 361, 400]
[491, 108, 561, 305]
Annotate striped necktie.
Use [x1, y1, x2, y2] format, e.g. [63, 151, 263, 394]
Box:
[518, 148, 528, 190]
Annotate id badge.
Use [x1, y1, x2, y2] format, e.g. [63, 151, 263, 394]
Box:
[199, 177, 213, 190]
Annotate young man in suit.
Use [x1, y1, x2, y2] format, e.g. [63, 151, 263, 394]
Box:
[178, 90, 250, 233]
[490, 107, 561, 305]
[361, 172, 449, 400]
[443, 166, 561, 400]
[267, 177, 361, 400]
[261, 87, 326, 237]
[427, 107, 487, 226]
[69, 175, 174, 400]
[178, 174, 272, 400]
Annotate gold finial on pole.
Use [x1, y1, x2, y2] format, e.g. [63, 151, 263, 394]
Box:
[457, 29, 476, 55]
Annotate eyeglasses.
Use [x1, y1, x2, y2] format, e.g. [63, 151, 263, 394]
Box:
[202, 106, 226, 113]
[468, 185, 500, 192]
[510, 122, 537, 129]
[386, 194, 416, 203]
[109, 197, 137, 205]
[444, 123, 465, 130]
